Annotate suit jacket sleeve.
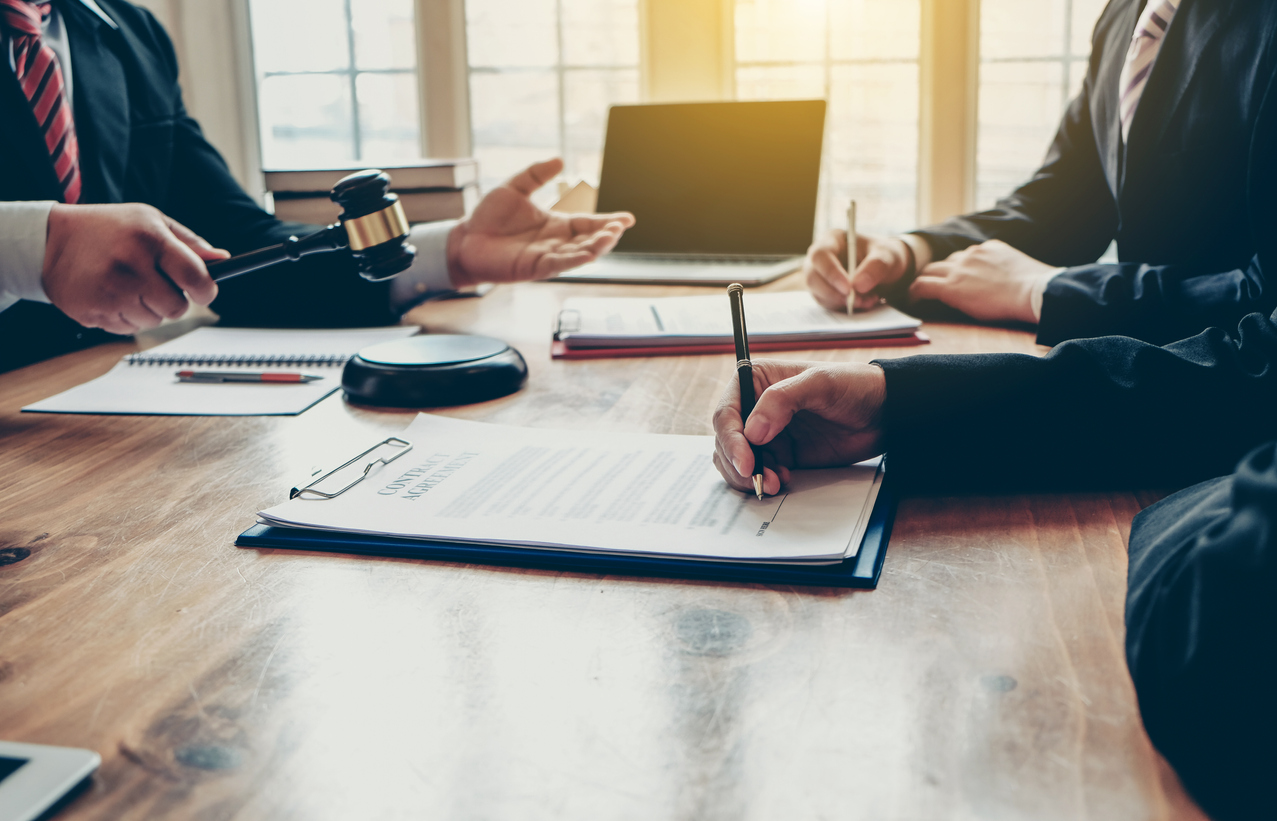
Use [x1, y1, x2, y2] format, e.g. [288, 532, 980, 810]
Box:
[874, 300, 1277, 494]
[1032, 61, 1277, 347]
[910, 73, 1118, 269]
[1122, 441, 1277, 821]
[1035, 254, 1277, 346]
[164, 111, 398, 328]
[137, 11, 397, 327]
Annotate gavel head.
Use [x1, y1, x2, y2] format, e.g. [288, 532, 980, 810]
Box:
[330, 170, 418, 281]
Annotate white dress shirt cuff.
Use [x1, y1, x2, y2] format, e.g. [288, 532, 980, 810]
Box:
[1030, 268, 1067, 322]
[0, 201, 55, 307]
[900, 233, 934, 272]
[389, 220, 460, 313]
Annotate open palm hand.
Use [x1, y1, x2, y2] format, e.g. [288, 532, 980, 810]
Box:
[447, 158, 635, 288]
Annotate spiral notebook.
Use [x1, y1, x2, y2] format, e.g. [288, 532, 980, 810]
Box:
[23, 326, 417, 416]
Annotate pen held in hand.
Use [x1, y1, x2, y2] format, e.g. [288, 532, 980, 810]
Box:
[176, 370, 324, 384]
[727, 283, 766, 500]
[844, 200, 858, 315]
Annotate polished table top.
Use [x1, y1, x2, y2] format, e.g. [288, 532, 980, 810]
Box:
[0, 278, 1207, 820]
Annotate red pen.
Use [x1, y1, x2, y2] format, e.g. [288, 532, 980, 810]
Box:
[176, 370, 324, 384]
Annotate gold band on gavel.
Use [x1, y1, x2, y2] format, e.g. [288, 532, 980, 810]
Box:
[343, 199, 410, 251]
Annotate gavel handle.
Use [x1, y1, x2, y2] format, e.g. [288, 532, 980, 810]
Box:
[206, 225, 348, 282]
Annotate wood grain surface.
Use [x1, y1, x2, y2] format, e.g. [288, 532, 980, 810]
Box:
[0, 278, 1209, 820]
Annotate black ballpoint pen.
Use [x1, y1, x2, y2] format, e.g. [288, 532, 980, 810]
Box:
[727, 283, 766, 500]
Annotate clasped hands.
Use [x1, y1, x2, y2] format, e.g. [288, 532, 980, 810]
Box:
[42, 157, 634, 335]
[803, 230, 1061, 324]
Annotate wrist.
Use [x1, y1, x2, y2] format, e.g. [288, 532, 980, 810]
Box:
[867, 362, 886, 427]
[1027, 268, 1064, 323]
[444, 221, 468, 289]
[0, 200, 57, 304]
[898, 234, 932, 274]
[41, 204, 72, 285]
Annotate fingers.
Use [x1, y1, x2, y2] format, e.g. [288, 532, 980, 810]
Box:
[711, 360, 810, 474]
[96, 311, 140, 336]
[165, 217, 231, 262]
[806, 267, 847, 312]
[852, 293, 883, 311]
[532, 219, 633, 277]
[743, 366, 844, 446]
[758, 465, 783, 497]
[156, 223, 218, 306]
[574, 221, 629, 253]
[121, 296, 164, 331]
[849, 253, 897, 297]
[533, 250, 596, 279]
[713, 451, 756, 494]
[908, 259, 954, 302]
[711, 381, 756, 480]
[908, 275, 951, 302]
[505, 158, 566, 197]
[742, 376, 806, 447]
[803, 232, 852, 311]
[848, 236, 915, 297]
[139, 277, 188, 320]
[569, 211, 635, 233]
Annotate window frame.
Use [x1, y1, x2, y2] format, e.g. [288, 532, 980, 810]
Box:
[223, 0, 987, 226]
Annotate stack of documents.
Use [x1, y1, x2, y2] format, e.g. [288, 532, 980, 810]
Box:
[552, 291, 925, 359]
[24, 326, 417, 416]
[254, 415, 885, 567]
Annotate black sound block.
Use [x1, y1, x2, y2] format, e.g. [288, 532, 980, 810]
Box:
[342, 335, 527, 408]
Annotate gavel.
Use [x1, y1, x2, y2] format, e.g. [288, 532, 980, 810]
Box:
[206, 169, 417, 283]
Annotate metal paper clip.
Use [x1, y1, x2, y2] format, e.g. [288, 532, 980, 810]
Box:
[290, 436, 414, 500]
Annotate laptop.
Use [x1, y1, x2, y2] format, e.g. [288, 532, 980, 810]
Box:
[553, 100, 827, 286]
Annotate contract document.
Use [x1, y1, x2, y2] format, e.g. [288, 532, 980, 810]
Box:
[259, 414, 884, 565]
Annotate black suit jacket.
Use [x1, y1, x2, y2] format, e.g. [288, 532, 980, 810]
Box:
[874, 95, 1277, 808]
[1122, 441, 1277, 821]
[871, 16, 1277, 494]
[0, 0, 397, 372]
[914, 0, 1277, 346]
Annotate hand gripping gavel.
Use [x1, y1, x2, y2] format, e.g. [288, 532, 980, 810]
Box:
[205, 169, 417, 283]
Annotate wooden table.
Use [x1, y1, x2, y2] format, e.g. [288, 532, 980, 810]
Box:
[0, 278, 1208, 820]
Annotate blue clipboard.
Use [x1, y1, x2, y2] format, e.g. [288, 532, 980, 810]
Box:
[236, 481, 896, 588]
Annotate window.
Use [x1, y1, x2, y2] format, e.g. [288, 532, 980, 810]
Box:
[248, 0, 422, 168]
[976, 0, 1109, 209]
[239, 0, 1114, 234]
[734, 0, 920, 237]
[465, 0, 641, 205]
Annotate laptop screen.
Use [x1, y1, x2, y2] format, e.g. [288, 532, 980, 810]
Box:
[596, 100, 826, 257]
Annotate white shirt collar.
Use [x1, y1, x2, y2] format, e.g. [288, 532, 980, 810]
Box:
[76, 0, 117, 29]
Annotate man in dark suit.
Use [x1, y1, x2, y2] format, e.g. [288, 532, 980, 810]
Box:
[0, 0, 633, 372]
[709, 71, 1277, 811]
[806, 0, 1276, 347]
[707, 10, 1277, 799]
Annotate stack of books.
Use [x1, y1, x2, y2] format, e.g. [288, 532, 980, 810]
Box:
[265, 159, 479, 225]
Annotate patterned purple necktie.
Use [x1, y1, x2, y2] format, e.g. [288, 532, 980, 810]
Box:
[1118, 0, 1181, 143]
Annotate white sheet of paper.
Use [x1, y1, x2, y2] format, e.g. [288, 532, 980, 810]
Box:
[23, 326, 418, 416]
[258, 414, 884, 565]
[556, 291, 920, 348]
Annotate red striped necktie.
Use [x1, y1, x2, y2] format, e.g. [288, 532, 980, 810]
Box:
[0, 0, 81, 202]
